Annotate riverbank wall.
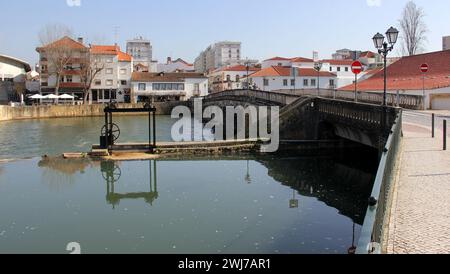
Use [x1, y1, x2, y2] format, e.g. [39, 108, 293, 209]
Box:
[0, 102, 185, 122]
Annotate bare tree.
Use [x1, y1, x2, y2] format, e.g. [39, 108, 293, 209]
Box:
[38, 23, 73, 46]
[399, 1, 428, 56]
[80, 54, 104, 104]
[36, 24, 78, 100]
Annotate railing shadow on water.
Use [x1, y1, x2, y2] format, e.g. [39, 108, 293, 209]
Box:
[356, 109, 403, 254]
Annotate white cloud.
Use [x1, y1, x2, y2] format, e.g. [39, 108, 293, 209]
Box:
[367, 0, 382, 7]
[66, 0, 81, 7]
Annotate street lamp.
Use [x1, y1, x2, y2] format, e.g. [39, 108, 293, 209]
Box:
[372, 26, 399, 106]
[314, 62, 323, 96]
[245, 58, 250, 90]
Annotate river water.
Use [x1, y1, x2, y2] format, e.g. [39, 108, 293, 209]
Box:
[0, 116, 376, 254]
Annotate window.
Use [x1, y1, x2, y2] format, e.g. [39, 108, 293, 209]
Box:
[194, 83, 200, 92]
[106, 58, 113, 63]
[120, 69, 127, 75]
[337, 67, 341, 72]
[106, 68, 113, 74]
[226, 75, 231, 82]
[236, 75, 240, 82]
[263, 79, 269, 86]
[153, 83, 160, 90]
[278, 63, 283, 66]
[106, 79, 113, 86]
[66, 76, 73, 83]
[283, 79, 288, 86]
[138, 83, 146, 90]
[291, 79, 295, 86]
[104, 89, 110, 100]
[329, 67, 332, 72]
[94, 80, 101, 86]
[303, 79, 309, 86]
[311, 79, 316, 87]
[329, 79, 335, 87]
[121, 80, 127, 86]
[345, 67, 349, 72]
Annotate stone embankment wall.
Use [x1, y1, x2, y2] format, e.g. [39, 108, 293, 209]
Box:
[0, 102, 184, 122]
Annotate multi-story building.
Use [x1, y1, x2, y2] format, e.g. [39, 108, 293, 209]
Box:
[332, 49, 362, 61]
[36, 36, 89, 100]
[262, 56, 315, 69]
[131, 72, 208, 102]
[208, 64, 261, 93]
[126, 36, 153, 71]
[443, 36, 450, 51]
[90, 45, 132, 103]
[157, 57, 195, 73]
[248, 66, 337, 92]
[194, 41, 242, 73]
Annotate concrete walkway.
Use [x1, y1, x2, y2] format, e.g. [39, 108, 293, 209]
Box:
[387, 119, 450, 254]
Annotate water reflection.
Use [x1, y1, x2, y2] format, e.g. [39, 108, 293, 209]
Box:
[101, 160, 158, 209]
[258, 156, 375, 225]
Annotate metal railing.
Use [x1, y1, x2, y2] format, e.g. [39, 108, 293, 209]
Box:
[206, 89, 299, 106]
[273, 89, 423, 110]
[356, 109, 403, 254]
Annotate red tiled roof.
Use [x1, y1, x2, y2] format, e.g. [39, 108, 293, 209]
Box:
[173, 58, 193, 66]
[37, 36, 88, 52]
[264, 56, 291, 61]
[219, 65, 261, 72]
[118, 51, 132, 62]
[291, 57, 314, 63]
[91, 45, 132, 62]
[360, 51, 376, 58]
[340, 50, 450, 91]
[91, 45, 118, 55]
[250, 66, 336, 78]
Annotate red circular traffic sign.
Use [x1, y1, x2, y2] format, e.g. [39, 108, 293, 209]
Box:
[420, 63, 429, 73]
[351, 61, 363, 75]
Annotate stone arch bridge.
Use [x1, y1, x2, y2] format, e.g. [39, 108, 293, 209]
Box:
[190, 89, 400, 150]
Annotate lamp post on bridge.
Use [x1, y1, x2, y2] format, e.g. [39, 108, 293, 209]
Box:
[372, 26, 399, 155]
[314, 62, 323, 96]
[372, 26, 399, 106]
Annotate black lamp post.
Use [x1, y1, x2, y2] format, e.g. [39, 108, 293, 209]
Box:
[372, 26, 399, 106]
[314, 62, 323, 96]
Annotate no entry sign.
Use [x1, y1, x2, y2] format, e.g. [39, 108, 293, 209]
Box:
[420, 63, 429, 73]
[351, 61, 363, 75]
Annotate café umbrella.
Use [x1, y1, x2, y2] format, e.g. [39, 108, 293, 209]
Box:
[59, 94, 75, 99]
[29, 94, 46, 99]
[45, 94, 60, 99]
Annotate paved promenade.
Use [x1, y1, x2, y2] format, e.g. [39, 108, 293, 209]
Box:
[387, 111, 450, 254]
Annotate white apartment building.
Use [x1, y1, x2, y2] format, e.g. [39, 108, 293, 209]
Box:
[90, 45, 133, 103]
[131, 72, 208, 102]
[0, 54, 31, 103]
[209, 64, 261, 93]
[126, 36, 153, 71]
[36, 36, 89, 100]
[194, 41, 242, 73]
[248, 66, 337, 92]
[262, 56, 315, 69]
[157, 57, 195, 73]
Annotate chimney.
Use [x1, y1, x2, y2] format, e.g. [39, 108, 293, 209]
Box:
[167, 57, 172, 64]
[77, 37, 84, 44]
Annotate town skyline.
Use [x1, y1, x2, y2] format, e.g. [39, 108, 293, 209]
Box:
[1, 0, 449, 65]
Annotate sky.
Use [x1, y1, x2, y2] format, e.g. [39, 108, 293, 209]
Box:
[1, 0, 449, 65]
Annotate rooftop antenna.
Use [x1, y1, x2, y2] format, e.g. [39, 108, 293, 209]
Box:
[113, 26, 120, 45]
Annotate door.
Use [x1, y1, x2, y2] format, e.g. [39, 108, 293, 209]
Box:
[431, 94, 450, 110]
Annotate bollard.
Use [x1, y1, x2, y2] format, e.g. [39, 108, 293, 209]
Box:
[432, 113, 435, 138]
[444, 120, 447, 151]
